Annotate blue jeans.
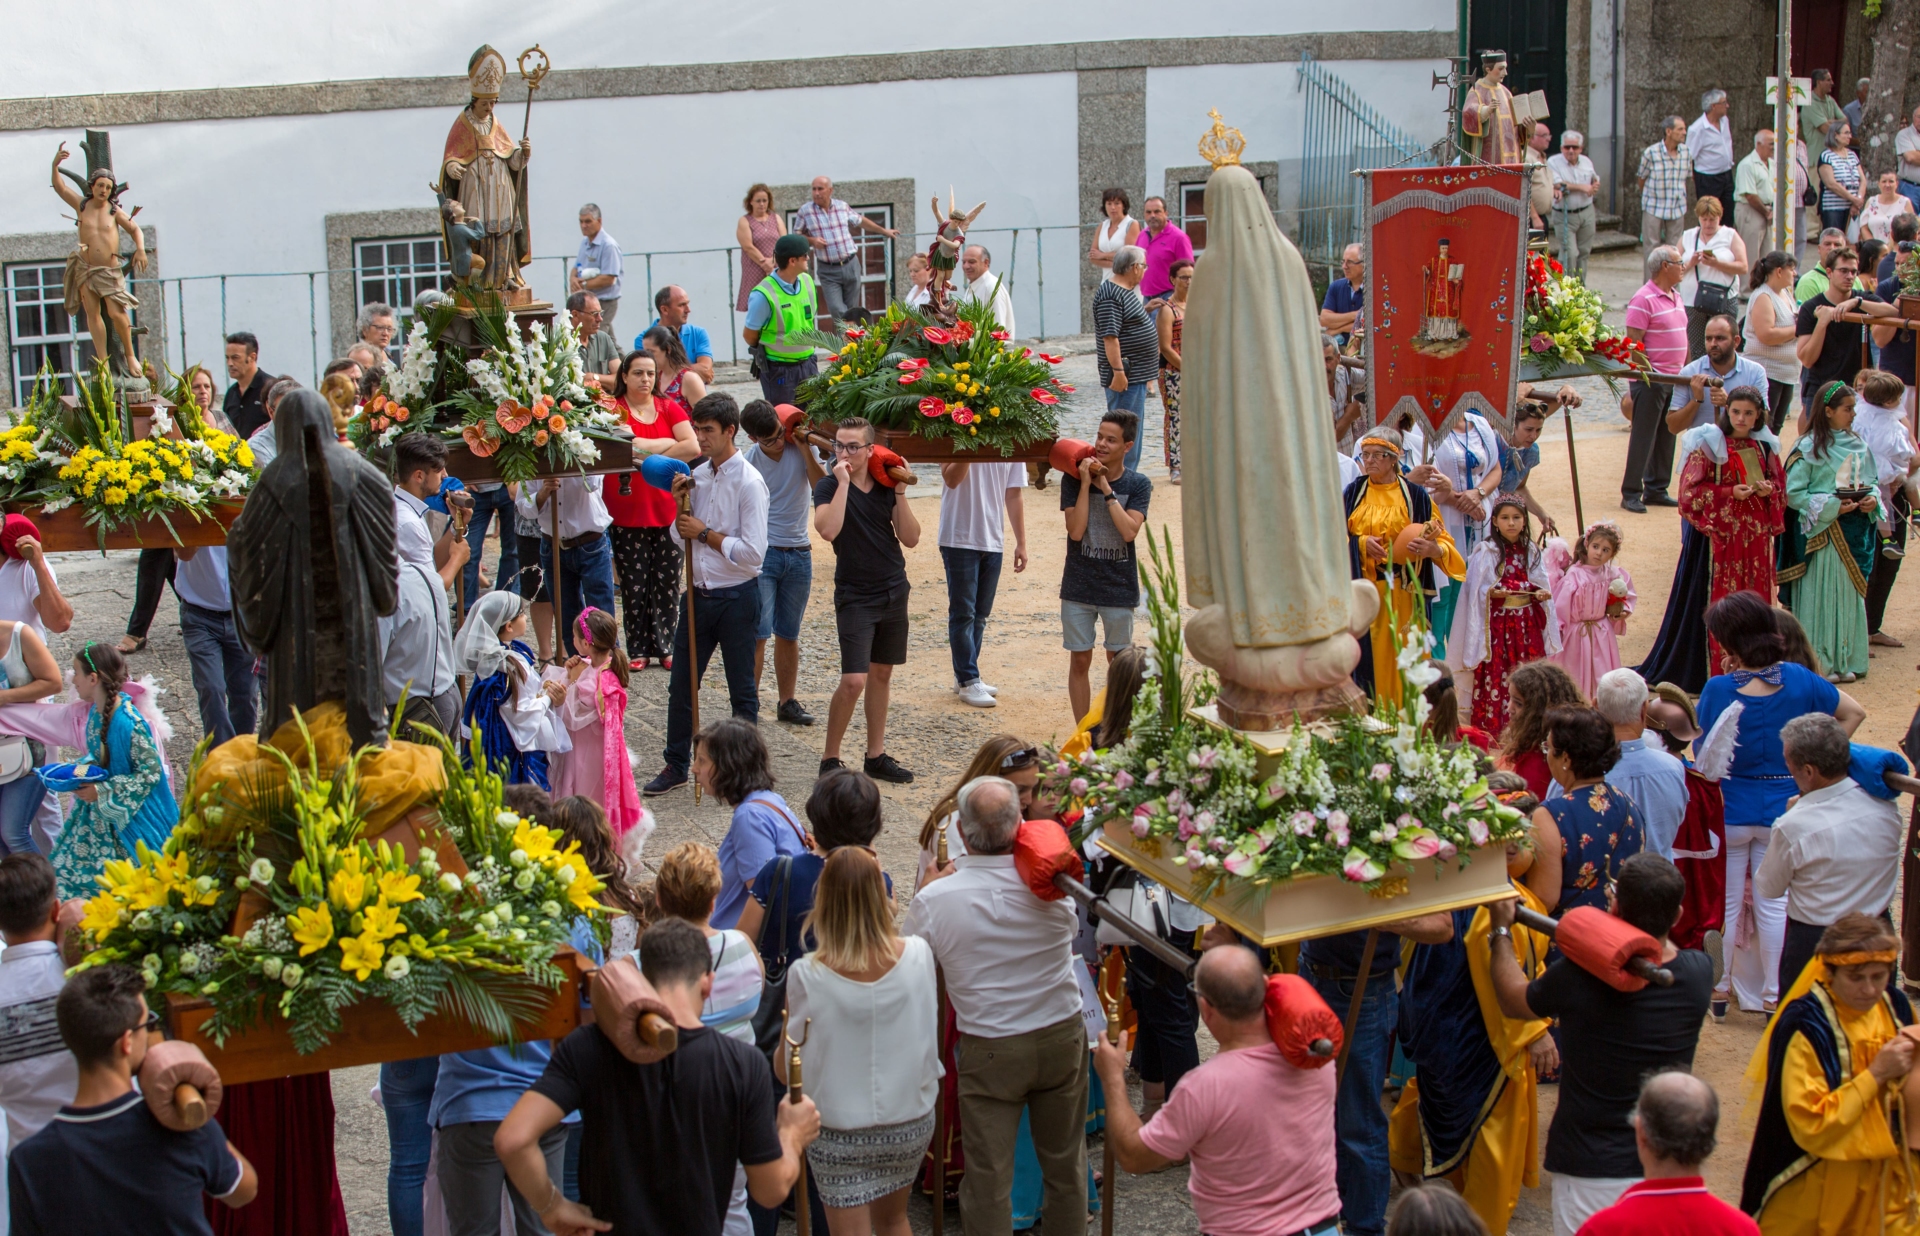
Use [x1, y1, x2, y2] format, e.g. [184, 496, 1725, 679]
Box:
[0, 776, 48, 857]
[1901, 181, 1920, 213]
[1308, 969, 1396, 1236]
[379, 1056, 439, 1236]
[539, 533, 617, 657]
[179, 602, 258, 746]
[1104, 381, 1148, 472]
[940, 546, 1003, 686]
[461, 485, 521, 616]
[755, 545, 812, 642]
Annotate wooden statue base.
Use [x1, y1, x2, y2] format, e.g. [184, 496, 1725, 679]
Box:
[6, 500, 243, 552]
[865, 428, 1056, 464]
[444, 428, 637, 484]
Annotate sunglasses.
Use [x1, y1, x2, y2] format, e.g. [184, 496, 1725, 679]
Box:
[1001, 746, 1041, 770]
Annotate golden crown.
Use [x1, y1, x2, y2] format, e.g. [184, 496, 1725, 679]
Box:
[468, 45, 507, 99]
[1199, 108, 1246, 170]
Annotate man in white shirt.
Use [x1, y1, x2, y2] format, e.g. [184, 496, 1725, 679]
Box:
[378, 559, 460, 736]
[392, 433, 470, 588]
[170, 545, 257, 745]
[1897, 104, 1920, 211]
[0, 854, 78, 1175]
[940, 458, 1027, 709]
[1757, 714, 1904, 996]
[740, 400, 826, 728]
[645, 393, 770, 796]
[1547, 129, 1604, 278]
[905, 777, 1084, 1235]
[1687, 88, 1736, 221]
[519, 474, 616, 665]
[1734, 130, 1777, 271]
[957, 244, 1015, 337]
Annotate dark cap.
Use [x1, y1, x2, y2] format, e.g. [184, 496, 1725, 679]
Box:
[773, 234, 811, 264]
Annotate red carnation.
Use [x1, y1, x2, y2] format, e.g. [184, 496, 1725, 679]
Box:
[922, 326, 953, 345]
[1030, 388, 1060, 405]
[918, 396, 947, 417]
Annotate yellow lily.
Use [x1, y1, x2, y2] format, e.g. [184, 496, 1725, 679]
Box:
[289, 904, 335, 956]
[338, 931, 384, 981]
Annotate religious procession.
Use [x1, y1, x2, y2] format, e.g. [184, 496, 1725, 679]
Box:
[6, 5, 1920, 1236]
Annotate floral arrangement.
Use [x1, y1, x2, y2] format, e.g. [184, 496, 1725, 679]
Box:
[28, 363, 253, 546]
[794, 297, 1066, 455]
[351, 318, 438, 453]
[72, 723, 606, 1054]
[0, 367, 65, 499]
[1522, 253, 1647, 377]
[1052, 530, 1530, 897]
[447, 317, 623, 482]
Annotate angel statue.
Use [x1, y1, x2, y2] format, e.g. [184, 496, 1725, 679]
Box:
[50, 139, 148, 387]
[925, 190, 985, 319]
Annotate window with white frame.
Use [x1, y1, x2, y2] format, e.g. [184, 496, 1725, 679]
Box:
[785, 205, 895, 315]
[6, 260, 123, 405]
[1178, 183, 1209, 254]
[354, 237, 450, 358]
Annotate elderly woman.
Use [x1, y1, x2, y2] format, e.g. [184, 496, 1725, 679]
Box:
[1538, 705, 1641, 917]
[1698, 591, 1866, 1019]
[1345, 426, 1466, 710]
[1677, 196, 1748, 360]
[1096, 244, 1160, 472]
[1818, 122, 1867, 237]
[1741, 913, 1920, 1232]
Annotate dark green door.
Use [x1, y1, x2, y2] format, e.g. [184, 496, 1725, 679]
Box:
[1470, 0, 1568, 151]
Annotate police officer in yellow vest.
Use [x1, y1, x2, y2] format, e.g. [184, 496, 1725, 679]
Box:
[744, 233, 821, 406]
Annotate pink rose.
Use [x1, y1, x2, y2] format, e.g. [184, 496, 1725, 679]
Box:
[1069, 778, 1089, 797]
[1131, 810, 1152, 839]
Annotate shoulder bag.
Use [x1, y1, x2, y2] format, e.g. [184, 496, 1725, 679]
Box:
[749, 855, 796, 1059]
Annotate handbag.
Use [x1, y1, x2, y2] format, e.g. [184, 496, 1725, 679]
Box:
[749, 855, 796, 1059]
[0, 735, 32, 785]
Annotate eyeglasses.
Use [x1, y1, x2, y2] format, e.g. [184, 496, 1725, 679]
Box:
[132, 1010, 161, 1034]
[832, 441, 869, 455]
[1342, 258, 1365, 267]
[1001, 746, 1041, 770]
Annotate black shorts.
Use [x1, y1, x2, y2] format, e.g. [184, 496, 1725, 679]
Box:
[835, 587, 910, 675]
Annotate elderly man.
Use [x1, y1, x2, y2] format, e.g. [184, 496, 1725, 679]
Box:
[1548, 132, 1603, 278]
[357, 302, 397, 369]
[1896, 105, 1920, 211]
[1551, 669, 1687, 858]
[1095, 246, 1162, 473]
[566, 292, 620, 386]
[1637, 116, 1693, 249]
[346, 342, 384, 380]
[1526, 121, 1555, 232]
[1577, 1072, 1759, 1236]
[905, 777, 1085, 1236]
[1843, 76, 1871, 143]
[957, 243, 1015, 337]
[1320, 243, 1366, 342]
[1794, 227, 1850, 302]
[1734, 131, 1776, 263]
[1756, 714, 1905, 997]
[570, 203, 623, 329]
[1688, 90, 1736, 221]
[792, 176, 898, 329]
[642, 285, 714, 384]
[1095, 945, 1341, 1236]
[1620, 246, 1688, 512]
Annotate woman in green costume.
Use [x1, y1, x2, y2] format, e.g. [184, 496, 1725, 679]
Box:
[1777, 380, 1880, 682]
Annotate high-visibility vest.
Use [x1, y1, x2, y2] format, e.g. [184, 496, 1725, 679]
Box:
[755, 272, 818, 362]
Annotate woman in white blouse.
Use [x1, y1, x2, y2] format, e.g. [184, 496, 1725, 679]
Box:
[1088, 188, 1141, 283]
[1676, 195, 1749, 361]
[783, 847, 939, 1234]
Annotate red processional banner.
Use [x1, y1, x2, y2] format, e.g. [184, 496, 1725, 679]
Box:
[1363, 165, 1527, 437]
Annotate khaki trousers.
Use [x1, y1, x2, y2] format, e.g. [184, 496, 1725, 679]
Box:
[956, 1013, 1089, 1236]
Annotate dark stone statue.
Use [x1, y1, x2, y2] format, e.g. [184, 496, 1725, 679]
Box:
[229, 389, 399, 748]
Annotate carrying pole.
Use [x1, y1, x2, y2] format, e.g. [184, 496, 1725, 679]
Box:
[784, 1010, 814, 1236]
[931, 828, 950, 1235]
[1562, 405, 1586, 533]
[679, 478, 701, 805]
[1333, 929, 1379, 1086]
[1100, 990, 1121, 1236]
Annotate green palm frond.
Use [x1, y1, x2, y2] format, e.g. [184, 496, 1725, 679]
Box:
[440, 968, 554, 1043]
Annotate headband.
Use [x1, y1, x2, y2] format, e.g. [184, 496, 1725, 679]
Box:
[80, 642, 98, 675]
[1495, 789, 1533, 805]
[576, 607, 609, 645]
[1358, 436, 1401, 457]
[1817, 379, 1852, 412]
[1819, 948, 1898, 966]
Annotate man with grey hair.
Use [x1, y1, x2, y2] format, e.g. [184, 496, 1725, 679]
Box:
[1688, 89, 1735, 220]
[1548, 130, 1602, 277]
[1576, 1071, 1754, 1234]
[346, 341, 384, 379]
[1735, 130, 1777, 263]
[1320, 242, 1366, 340]
[1844, 76, 1871, 144]
[570, 202, 623, 329]
[1620, 246, 1688, 511]
[1757, 713, 1904, 994]
[356, 301, 396, 368]
[1895, 104, 1920, 211]
[1637, 116, 1693, 249]
[565, 291, 620, 384]
[1095, 244, 1160, 472]
[904, 779, 1085, 1234]
[1558, 668, 1687, 858]
[957, 242, 1015, 337]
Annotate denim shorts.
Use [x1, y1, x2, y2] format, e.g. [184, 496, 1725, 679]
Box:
[756, 545, 813, 641]
[1061, 599, 1134, 652]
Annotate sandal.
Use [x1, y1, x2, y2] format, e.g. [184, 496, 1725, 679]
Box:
[116, 635, 148, 654]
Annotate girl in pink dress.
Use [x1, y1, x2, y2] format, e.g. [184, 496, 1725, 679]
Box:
[1545, 522, 1635, 700]
[550, 608, 643, 839]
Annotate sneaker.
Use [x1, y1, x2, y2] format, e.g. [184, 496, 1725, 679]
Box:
[953, 679, 1001, 697]
[818, 757, 847, 775]
[1619, 496, 1648, 514]
[957, 681, 997, 708]
[863, 752, 915, 783]
[777, 698, 816, 726]
[642, 767, 688, 797]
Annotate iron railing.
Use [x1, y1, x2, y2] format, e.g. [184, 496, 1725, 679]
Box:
[1295, 51, 1431, 271]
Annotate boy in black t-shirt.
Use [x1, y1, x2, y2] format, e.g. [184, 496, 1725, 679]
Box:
[1485, 852, 1714, 1234]
[8, 965, 258, 1236]
[810, 416, 922, 784]
[1060, 410, 1151, 722]
[496, 919, 820, 1236]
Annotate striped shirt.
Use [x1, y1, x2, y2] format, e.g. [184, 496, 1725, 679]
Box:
[1637, 141, 1694, 220]
[1624, 280, 1689, 374]
[793, 198, 864, 264]
[702, 928, 765, 1043]
[1092, 281, 1161, 386]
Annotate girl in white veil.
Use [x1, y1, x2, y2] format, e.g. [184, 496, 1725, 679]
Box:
[454, 590, 570, 787]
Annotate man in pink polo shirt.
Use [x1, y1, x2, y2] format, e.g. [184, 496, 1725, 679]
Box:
[1138, 196, 1195, 302]
[1620, 246, 1689, 512]
[1576, 1070, 1757, 1235]
[1094, 944, 1340, 1236]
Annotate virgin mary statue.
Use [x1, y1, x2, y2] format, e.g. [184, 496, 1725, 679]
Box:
[1181, 157, 1377, 728]
[439, 45, 531, 291]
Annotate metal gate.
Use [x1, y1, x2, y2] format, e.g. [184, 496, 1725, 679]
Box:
[1296, 51, 1433, 270]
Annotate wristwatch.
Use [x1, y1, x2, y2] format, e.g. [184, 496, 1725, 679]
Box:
[1489, 926, 1513, 945]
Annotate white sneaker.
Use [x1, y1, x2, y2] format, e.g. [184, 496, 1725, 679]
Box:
[978, 680, 999, 696]
[957, 681, 998, 708]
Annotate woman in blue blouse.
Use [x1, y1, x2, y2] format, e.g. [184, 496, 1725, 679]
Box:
[1697, 592, 1865, 1017]
[1541, 705, 1644, 917]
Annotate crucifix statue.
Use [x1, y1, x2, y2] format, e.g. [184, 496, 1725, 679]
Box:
[49, 133, 148, 388]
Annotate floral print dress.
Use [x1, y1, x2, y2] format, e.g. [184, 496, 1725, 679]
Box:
[51, 696, 178, 900]
[1545, 781, 1643, 916]
[1679, 433, 1786, 675]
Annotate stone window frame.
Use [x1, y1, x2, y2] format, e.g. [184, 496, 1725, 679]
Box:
[1160, 162, 1282, 253]
[0, 227, 163, 410]
[324, 208, 447, 361]
[768, 179, 918, 306]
